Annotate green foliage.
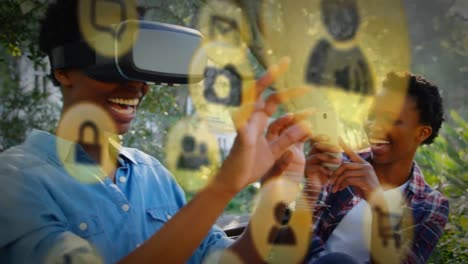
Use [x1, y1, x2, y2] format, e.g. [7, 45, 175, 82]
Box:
[416, 111, 468, 263]
[123, 84, 186, 162]
[430, 197, 468, 263]
[224, 184, 259, 214]
[0, 0, 47, 64]
[0, 0, 58, 151]
[0, 64, 60, 150]
[416, 111, 468, 196]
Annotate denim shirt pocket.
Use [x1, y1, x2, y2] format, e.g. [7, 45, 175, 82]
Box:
[69, 214, 104, 238]
[145, 207, 179, 234]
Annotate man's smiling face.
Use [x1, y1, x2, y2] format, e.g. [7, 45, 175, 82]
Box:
[365, 93, 430, 165]
[57, 69, 149, 134]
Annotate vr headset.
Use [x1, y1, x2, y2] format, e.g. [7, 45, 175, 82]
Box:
[50, 20, 207, 85]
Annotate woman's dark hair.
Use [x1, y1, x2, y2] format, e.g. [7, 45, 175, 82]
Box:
[39, 0, 81, 85]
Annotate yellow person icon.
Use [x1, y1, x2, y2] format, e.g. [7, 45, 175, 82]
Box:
[250, 177, 312, 263]
[267, 202, 298, 245]
[261, 0, 410, 150]
[210, 15, 241, 46]
[78, 0, 138, 57]
[166, 118, 220, 192]
[362, 189, 414, 264]
[305, 0, 374, 97]
[198, 0, 251, 47]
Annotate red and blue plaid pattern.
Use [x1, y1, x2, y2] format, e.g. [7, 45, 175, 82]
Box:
[307, 149, 449, 263]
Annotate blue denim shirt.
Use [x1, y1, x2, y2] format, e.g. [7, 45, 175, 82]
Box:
[0, 130, 232, 263]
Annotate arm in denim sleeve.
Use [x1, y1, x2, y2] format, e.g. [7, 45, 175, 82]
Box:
[163, 166, 234, 264]
[0, 165, 101, 264]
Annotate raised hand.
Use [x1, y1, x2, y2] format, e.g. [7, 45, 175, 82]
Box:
[304, 140, 341, 188]
[210, 58, 310, 197]
[261, 113, 307, 184]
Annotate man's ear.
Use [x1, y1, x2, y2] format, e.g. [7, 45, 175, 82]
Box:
[417, 125, 432, 144]
[54, 69, 72, 87]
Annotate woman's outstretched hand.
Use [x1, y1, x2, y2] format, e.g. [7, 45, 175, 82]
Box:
[210, 58, 310, 197]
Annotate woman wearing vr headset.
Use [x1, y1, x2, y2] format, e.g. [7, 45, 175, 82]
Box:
[0, 1, 315, 263]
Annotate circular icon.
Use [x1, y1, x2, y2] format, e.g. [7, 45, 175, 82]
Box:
[44, 237, 104, 264]
[198, 0, 252, 48]
[363, 189, 414, 263]
[56, 102, 119, 183]
[78, 0, 139, 58]
[249, 177, 312, 263]
[261, 0, 410, 150]
[189, 41, 256, 132]
[165, 117, 220, 192]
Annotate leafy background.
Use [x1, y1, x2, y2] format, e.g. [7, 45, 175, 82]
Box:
[0, 0, 466, 262]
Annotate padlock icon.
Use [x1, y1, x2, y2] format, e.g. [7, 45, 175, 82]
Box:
[76, 120, 101, 165]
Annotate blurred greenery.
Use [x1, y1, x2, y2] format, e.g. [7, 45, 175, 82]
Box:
[0, 0, 59, 150]
[416, 111, 468, 263]
[0, 0, 467, 262]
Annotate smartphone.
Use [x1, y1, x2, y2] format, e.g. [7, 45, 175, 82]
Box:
[310, 110, 341, 170]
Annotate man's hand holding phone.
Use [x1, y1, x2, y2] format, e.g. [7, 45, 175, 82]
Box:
[308, 110, 341, 169]
[305, 140, 342, 188]
[329, 141, 381, 200]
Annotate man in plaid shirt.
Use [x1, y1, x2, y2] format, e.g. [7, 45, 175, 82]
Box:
[305, 72, 449, 263]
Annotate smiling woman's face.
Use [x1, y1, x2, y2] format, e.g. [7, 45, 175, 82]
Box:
[56, 69, 149, 135]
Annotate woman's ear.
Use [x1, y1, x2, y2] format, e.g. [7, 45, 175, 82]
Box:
[417, 125, 432, 144]
[54, 69, 72, 87]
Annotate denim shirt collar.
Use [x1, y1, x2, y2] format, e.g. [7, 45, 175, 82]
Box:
[24, 129, 137, 166]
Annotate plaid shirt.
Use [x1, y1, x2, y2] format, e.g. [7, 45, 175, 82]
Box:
[307, 149, 449, 264]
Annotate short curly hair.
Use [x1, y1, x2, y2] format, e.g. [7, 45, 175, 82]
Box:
[384, 72, 445, 145]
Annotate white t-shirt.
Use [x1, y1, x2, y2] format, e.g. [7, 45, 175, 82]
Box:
[322, 181, 409, 263]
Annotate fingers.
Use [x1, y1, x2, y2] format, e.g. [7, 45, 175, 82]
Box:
[231, 62, 294, 132]
[293, 108, 316, 123]
[269, 124, 309, 160]
[330, 159, 378, 193]
[231, 103, 256, 131]
[265, 104, 314, 141]
[304, 164, 330, 195]
[331, 162, 366, 184]
[308, 141, 341, 155]
[306, 152, 341, 165]
[339, 137, 365, 163]
[254, 57, 290, 98]
[332, 175, 366, 193]
[305, 164, 332, 179]
[266, 114, 295, 141]
[263, 86, 309, 116]
[262, 151, 293, 184]
[278, 151, 294, 171]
